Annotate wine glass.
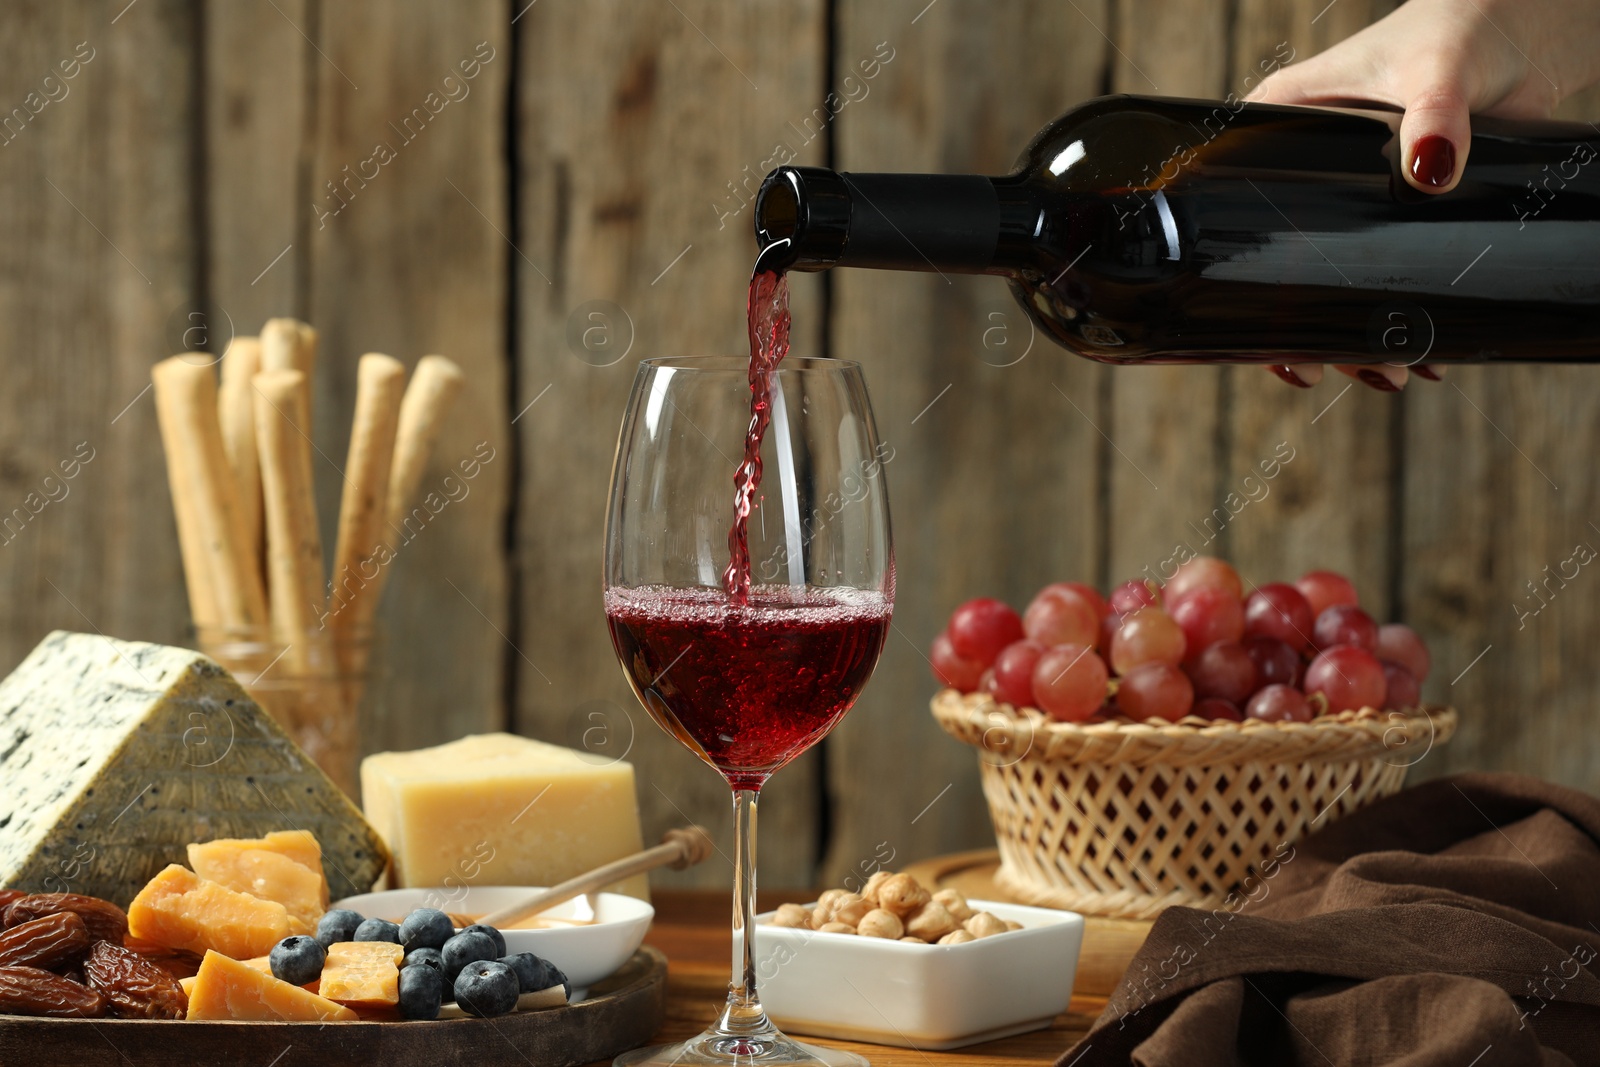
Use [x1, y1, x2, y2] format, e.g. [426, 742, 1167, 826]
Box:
[604, 356, 894, 1067]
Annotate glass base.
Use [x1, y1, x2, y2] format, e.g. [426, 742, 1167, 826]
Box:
[615, 1025, 869, 1067]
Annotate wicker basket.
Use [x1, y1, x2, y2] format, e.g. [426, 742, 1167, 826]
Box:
[932, 690, 1456, 920]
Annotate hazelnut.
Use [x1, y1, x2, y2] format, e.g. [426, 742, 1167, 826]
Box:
[1005, 920, 1024, 932]
[833, 892, 870, 927]
[771, 903, 811, 928]
[937, 930, 975, 945]
[904, 901, 959, 942]
[811, 888, 852, 928]
[965, 911, 1009, 939]
[899, 936, 928, 944]
[857, 908, 905, 939]
[932, 888, 974, 923]
[876, 873, 931, 917]
[860, 870, 894, 905]
[818, 921, 856, 934]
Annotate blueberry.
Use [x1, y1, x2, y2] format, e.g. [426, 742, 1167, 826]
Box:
[403, 946, 444, 973]
[353, 917, 403, 945]
[400, 908, 456, 952]
[453, 959, 519, 1018]
[269, 935, 326, 986]
[398, 963, 443, 1021]
[440, 929, 499, 985]
[462, 923, 506, 957]
[315, 908, 363, 948]
[500, 952, 570, 1000]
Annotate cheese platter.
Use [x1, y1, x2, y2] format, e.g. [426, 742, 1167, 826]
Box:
[0, 946, 667, 1067]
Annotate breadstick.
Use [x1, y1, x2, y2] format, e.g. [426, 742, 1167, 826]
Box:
[385, 355, 464, 535]
[153, 365, 219, 630]
[330, 354, 406, 647]
[261, 318, 315, 431]
[151, 356, 270, 634]
[252, 369, 332, 672]
[217, 336, 263, 569]
[296, 322, 319, 375]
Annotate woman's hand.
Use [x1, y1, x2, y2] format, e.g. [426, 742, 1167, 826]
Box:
[1248, 0, 1600, 389]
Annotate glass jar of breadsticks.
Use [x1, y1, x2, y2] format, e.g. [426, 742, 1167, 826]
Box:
[195, 624, 368, 794]
[152, 322, 464, 797]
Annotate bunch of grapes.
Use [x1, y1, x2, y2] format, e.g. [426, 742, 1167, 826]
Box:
[929, 558, 1431, 725]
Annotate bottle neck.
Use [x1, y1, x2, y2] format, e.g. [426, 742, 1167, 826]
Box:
[755, 166, 1039, 275]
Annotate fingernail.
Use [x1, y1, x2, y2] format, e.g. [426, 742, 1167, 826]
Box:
[1413, 365, 1441, 381]
[1358, 369, 1401, 392]
[1410, 135, 1456, 188]
[1270, 365, 1313, 388]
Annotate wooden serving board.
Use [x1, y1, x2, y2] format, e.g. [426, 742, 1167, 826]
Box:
[902, 851, 1152, 999]
[0, 947, 666, 1067]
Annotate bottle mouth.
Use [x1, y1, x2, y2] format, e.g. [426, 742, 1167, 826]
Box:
[754, 170, 801, 245]
[754, 166, 851, 271]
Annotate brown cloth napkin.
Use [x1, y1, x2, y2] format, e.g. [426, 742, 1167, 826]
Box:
[1057, 772, 1600, 1067]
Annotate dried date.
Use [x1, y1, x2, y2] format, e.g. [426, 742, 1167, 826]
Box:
[83, 941, 186, 1020]
[0, 965, 106, 1017]
[0, 890, 24, 923]
[0, 913, 89, 971]
[2, 893, 128, 945]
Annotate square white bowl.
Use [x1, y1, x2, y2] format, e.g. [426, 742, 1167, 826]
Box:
[752, 899, 1084, 1050]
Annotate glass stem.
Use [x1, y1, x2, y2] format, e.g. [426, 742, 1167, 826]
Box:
[716, 787, 771, 1039]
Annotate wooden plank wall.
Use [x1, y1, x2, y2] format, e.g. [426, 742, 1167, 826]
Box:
[1, 0, 1597, 890]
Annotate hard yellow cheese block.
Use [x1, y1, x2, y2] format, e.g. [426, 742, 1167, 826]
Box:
[187, 829, 329, 933]
[319, 941, 404, 1008]
[186, 949, 355, 1022]
[361, 733, 649, 900]
[127, 863, 293, 960]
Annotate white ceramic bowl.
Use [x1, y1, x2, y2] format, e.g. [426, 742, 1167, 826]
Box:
[753, 898, 1084, 1050]
[333, 886, 654, 993]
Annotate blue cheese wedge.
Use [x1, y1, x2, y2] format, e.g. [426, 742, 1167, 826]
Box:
[0, 631, 387, 906]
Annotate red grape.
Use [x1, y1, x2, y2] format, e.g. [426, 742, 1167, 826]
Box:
[1194, 697, 1244, 721]
[1109, 608, 1187, 673]
[1382, 661, 1421, 710]
[990, 639, 1046, 708]
[978, 668, 998, 696]
[931, 631, 985, 691]
[1035, 581, 1110, 619]
[1022, 588, 1100, 647]
[1164, 556, 1244, 602]
[1243, 635, 1303, 690]
[1097, 611, 1125, 653]
[1169, 587, 1246, 657]
[1032, 644, 1110, 722]
[1313, 604, 1379, 652]
[1376, 623, 1431, 682]
[1244, 582, 1316, 651]
[1296, 570, 1359, 616]
[1109, 579, 1161, 615]
[1304, 646, 1387, 713]
[1117, 663, 1194, 722]
[1184, 641, 1258, 704]
[948, 598, 1024, 665]
[1246, 684, 1313, 723]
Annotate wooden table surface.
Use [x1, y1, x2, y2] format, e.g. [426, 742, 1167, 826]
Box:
[584, 890, 1104, 1067]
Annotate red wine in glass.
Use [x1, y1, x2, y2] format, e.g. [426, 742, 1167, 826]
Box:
[604, 329, 890, 1064]
[605, 585, 891, 791]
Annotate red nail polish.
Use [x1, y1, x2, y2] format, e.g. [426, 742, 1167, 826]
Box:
[1358, 369, 1401, 392]
[1269, 365, 1312, 388]
[1413, 365, 1441, 381]
[1410, 135, 1456, 188]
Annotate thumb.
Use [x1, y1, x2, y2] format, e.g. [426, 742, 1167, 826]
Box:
[1398, 87, 1472, 193]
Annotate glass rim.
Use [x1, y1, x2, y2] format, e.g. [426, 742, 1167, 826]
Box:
[638, 355, 863, 373]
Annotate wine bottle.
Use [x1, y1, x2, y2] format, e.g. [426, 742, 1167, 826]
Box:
[753, 94, 1600, 365]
